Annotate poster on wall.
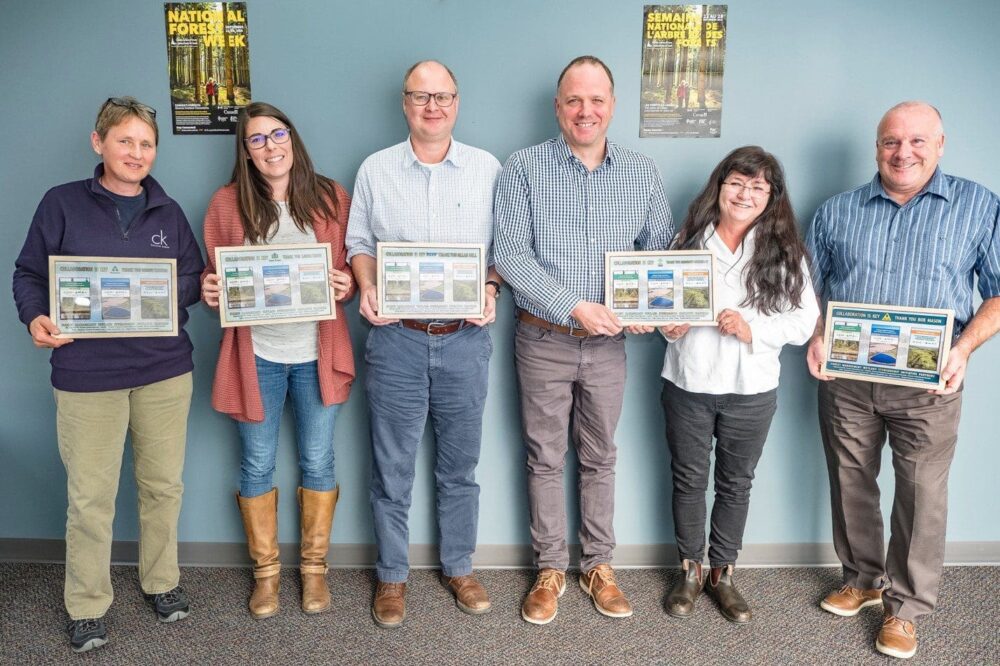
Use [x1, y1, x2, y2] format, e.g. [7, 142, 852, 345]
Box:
[640, 5, 727, 138]
[164, 2, 251, 134]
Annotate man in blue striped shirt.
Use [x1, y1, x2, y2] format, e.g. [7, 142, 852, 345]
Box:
[494, 55, 674, 625]
[347, 60, 503, 628]
[805, 101, 1000, 660]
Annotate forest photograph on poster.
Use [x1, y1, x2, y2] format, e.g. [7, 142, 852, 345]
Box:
[164, 2, 251, 134]
[640, 5, 727, 138]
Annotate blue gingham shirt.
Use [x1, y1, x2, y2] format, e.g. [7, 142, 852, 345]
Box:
[346, 138, 501, 262]
[806, 169, 1000, 334]
[493, 135, 675, 326]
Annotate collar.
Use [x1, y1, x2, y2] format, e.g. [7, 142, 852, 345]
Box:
[403, 136, 462, 168]
[705, 222, 757, 268]
[553, 134, 615, 168]
[865, 167, 950, 204]
[88, 163, 168, 209]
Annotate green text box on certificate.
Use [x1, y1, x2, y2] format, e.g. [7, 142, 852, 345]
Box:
[822, 301, 954, 390]
[377, 242, 485, 319]
[49, 256, 179, 338]
[215, 243, 336, 327]
[605, 250, 716, 325]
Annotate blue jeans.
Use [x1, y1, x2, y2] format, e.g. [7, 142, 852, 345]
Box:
[237, 356, 340, 498]
[365, 323, 492, 582]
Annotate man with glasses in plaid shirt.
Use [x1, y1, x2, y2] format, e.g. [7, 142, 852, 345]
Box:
[494, 55, 674, 625]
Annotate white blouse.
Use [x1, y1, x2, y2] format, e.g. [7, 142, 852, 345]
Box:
[660, 225, 819, 395]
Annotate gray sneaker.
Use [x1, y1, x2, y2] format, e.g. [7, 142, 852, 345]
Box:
[67, 618, 108, 653]
[144, 586, 191, 623]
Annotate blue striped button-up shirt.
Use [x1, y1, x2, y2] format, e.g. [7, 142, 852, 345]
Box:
[346, 138, 501, 262]
[806, 169, 1000, 333]
[493, 135, 675, 326]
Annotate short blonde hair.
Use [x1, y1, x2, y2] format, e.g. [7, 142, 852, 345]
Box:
[95, 97, 159, 145]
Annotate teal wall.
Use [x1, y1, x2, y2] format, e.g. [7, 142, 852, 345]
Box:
[2, 0, 998, 552]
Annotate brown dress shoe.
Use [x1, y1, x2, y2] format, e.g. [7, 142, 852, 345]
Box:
[442, 574, 492, 615]
[372, 581, 406, 628]
[706, 565, 751, 624]
[876, 614, 917, 659]
[579, 564, 633, 618]
[820, 584, 883, 617]
[665, 559, 705, 618]
[521, 569, 566, 625]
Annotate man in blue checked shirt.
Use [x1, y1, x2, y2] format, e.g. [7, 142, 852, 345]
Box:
[806, 101, 1000, 660]
[494, 55, 674, 625]
[346, 60, 503, 629]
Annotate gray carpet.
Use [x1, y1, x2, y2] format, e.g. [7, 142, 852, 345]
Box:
[2, 563, 997, 664]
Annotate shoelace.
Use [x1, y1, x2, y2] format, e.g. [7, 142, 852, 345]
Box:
[69, 618, 101, 633]
[156, 587, 182, 605]
[534, 571, 564, 592]
[377, 582, 405, 598]
[586, 566, 616, 593]
[883, 616, 915, 635]
[837, 584, 863, 599]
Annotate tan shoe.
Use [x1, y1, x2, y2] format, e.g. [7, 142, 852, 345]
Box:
[442, 574, 492, 615]
[579, 564, 633, 618]
[876, 614, 917, 659]
[372, 581, 406, 628]
[819, 584, 883, 617]
[236, 489, 282, 619]
[298, 486, 338, 614]
[521, 569, 566, 625]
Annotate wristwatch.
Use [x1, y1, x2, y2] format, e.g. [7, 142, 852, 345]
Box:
[485, 280, 501, 299]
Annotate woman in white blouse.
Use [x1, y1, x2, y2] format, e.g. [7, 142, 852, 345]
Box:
[659, 146, 818, 623]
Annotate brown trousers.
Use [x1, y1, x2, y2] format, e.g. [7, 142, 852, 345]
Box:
[818, 378, 962, 621]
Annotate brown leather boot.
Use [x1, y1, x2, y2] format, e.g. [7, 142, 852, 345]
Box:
[298, 486, 338, 614]
[665, 559, 705, 618]
[707, 564, 751, 623]
[236, 488, 281, 619]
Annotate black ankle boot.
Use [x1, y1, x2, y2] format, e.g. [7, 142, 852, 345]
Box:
[665, 559, 704, 618]
[707, 565, 751, 623]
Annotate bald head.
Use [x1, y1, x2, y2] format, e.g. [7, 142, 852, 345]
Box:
[877, 101, 943, 139]
[402, 60, 458, 92]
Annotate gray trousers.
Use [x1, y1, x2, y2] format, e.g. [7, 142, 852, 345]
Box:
[818, 379, 963, 621]
[514, 320, 626, 571]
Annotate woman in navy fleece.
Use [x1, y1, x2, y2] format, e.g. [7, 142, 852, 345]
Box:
[12, 97, 205, 654]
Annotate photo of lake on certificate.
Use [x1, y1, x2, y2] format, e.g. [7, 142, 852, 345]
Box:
[613, 270, 640, 309]
[906, 328, 942, 371]
[100, 277, 131, 320]
[419, 262, 445, 302]
[682, 270, 710, 309]
[262, 265, 291, 307]
[297, 263, 328, 305]
[140, 278, 170, 319]
[830, 322, 862, 362]
[225, 267, 256, 308]
[867, 324, 901, 366]
[647, 270, 675, 309]
[384, 263, 412, 302]
[59, 278, 92, 320]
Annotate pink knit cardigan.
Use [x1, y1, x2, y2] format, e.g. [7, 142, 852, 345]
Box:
[201, 183, 356, 422]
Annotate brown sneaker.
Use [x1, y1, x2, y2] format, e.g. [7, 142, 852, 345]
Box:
[521, 569, 566, 625]
[876, 614, 917, 659]
[579, 564, 633, 618]
[819, 584, 883, 617]
[372, 581, 406, 628]
[441, 574, 492, 615]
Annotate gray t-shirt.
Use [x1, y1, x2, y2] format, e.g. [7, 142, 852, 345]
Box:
[250, 202, 320, 364]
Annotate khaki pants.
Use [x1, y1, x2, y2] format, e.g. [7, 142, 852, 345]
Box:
[54, 372, 192, 619]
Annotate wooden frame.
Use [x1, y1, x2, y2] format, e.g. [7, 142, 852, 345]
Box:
[604, 250, 717, 326]
[376, 242, 486, 320]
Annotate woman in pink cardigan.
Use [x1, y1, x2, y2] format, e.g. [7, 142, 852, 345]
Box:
[201, 102, 355, 619]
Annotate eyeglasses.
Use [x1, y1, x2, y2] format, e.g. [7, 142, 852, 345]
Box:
[104, 97, 157, 118]
[403, 91, 457, 107]
[244, 127, 291, 150]
[722, 181, 771, 198]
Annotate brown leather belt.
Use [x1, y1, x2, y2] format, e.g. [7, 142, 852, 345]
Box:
[517, 310, 590, 337]
[400, 319, 467, 335]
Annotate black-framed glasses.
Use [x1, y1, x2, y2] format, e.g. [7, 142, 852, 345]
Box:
[722, 181, 771, 198]
[403, 90, 457, 107]
[104, 97, 157, 118]
[244, 127, 291, 150]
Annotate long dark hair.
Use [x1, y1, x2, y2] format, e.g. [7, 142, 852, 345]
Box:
[231, 102, 340, 243]
[673, 146, 806, 315]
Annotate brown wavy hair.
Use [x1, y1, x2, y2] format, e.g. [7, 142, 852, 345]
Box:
[231, 102, 340, 243]
[672, 146, 806, 315]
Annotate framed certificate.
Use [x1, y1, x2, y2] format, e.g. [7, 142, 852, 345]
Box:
[604, 250, 717, 325]
[49, 256, 179, 338]
[822, 301, 954, 389]
[376, 242, 486, 319]
[215, 243, 336, 327]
